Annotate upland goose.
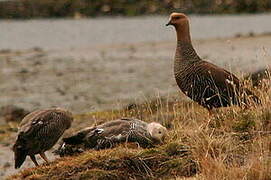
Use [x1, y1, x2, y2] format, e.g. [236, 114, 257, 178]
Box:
[166, 13, 260, 113]
[56, 118, 167, 156]
[13, 108, 73, 168]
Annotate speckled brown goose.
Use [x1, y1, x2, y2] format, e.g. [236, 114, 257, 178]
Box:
[55, 118, 167, 156]
[12, 108, 73, 168]
[166, 13, 260, 112]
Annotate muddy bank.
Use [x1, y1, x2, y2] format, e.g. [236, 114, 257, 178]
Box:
[0, 35, 271, 114]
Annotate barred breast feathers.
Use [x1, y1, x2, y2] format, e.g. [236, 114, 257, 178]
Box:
[166, 12, 260, 111]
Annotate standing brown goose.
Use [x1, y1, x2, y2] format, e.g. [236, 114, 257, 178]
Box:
[55, 118, 167, 156]
[12, 107, 73, 168]
[166, 13, 259, 113]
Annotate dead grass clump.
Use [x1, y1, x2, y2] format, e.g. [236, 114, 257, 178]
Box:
[158, 158, 198, 177]
[232, 111, 256, 133]
[246, 155, 271, 180]
[260, 108, 271, 131]
[8, 91, 271, 180]
[164, 142, 190, 157]
[9, 142, 198, 180]
[76, 169, 120, 180]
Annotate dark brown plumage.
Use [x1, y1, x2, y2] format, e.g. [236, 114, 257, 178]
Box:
[12, 108, 73, 168]
[55, 118, 167, 156]
[166, 13, 260, 112]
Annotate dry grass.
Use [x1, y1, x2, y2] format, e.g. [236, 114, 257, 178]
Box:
[7, 82, 271, 180]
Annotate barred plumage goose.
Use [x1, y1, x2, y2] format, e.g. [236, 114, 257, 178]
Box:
[166, 13, 260, 113]
[12, 108, 73, 168]
[56, 118, 167, 156]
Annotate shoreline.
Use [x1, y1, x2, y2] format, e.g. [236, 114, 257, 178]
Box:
[1, 34, 270, 113]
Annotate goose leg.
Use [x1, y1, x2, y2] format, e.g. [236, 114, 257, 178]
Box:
[30, 155, 39, 167]
[40, 152, 49, 164]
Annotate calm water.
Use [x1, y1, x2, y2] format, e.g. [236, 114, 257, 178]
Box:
[1, 14, 271, 50]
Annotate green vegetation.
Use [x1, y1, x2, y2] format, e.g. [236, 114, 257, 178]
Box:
[0, 0, 271, 19]
[7, 86, 271, 179]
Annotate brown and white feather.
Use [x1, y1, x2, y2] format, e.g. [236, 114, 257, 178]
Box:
[167, 13, 260, 110]
[13, 108, 73, 168]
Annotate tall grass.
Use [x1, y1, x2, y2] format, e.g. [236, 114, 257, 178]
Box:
[8, 79, 271, 180]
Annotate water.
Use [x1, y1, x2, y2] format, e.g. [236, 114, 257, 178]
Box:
[0, 14, 271, 50]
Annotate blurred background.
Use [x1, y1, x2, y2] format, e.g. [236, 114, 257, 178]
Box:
[0, 0, 271, 178]
[0, 0, 271, 18]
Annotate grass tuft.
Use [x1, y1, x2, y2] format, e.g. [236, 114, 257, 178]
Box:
[7, 86, 271, 179]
